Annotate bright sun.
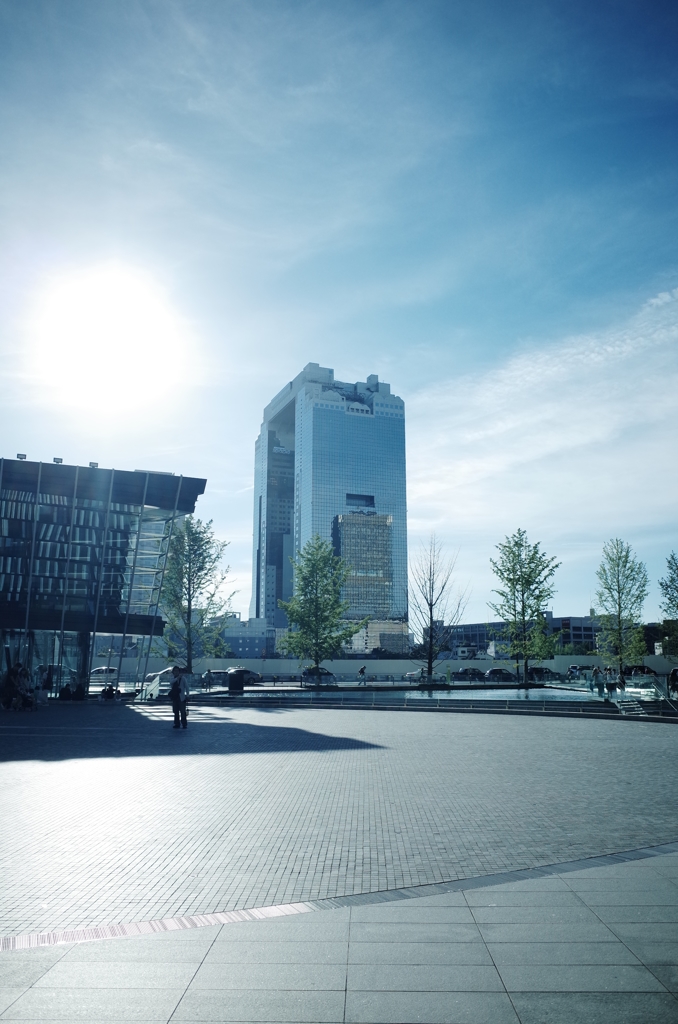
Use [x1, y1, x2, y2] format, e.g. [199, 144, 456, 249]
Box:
[28, 263, 192, 416]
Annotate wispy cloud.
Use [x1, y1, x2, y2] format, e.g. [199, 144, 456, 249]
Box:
[407, 290, 678, 618]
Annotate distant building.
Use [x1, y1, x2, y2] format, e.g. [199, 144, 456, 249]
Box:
[446, 612, 602, 657]
[250, 364, 408, 644]
[218, 612, 276, 659]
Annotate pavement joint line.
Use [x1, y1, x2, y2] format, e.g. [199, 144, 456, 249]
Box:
[3, 838, 677, 954]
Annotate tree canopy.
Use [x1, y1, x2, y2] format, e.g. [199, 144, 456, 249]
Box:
[659, 552, 678, 620]
[162, 516, 232, 672]
[278, 535, 367, 670]
[489, 528, 560, 683]
[594, 538, 648, 674]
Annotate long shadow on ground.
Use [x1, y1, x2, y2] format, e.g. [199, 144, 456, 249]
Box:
[0, 703, 384, 762]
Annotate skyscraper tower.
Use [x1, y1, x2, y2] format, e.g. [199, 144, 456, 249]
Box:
[250, 364, 408, 644]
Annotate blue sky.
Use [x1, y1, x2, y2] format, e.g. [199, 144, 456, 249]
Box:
[1, 0, 677, 622]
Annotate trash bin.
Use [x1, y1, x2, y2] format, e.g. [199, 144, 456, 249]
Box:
[228, 670, 246, 694]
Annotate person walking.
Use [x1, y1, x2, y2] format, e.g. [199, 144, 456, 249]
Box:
[592, 666, 604, 699]
[357, 665, 366, 685]
[170, 666, 190, 729]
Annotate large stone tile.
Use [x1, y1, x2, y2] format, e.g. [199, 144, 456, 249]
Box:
[349, 905, 474, 923]
[0, 949, 73, 969]
[510, 991, 678, 1024]
[204, 940, 347, 964]
[477, 921, 617, 943]
[498, 963, 666, 992]
[33, 961, 197, 989]
[478, 877, 571, 892]
[172, 987, 345, 1022]
[349, 922, 483, 943]
[126, 925, 222, 941]
[650, 966, 678, 992]
[565, 877, 678, 893]
[0, 959, 55, 988]
[595, 906, 678, 923]
[191, 962, 346, 990]
[348, 942, 493, 965]
[471, 906, 596, 924]
[215, 913, 349, 942]
[0, 987, 183, 1020]
[577, 890, 678, 907]
[487, 941, 641, 966]
[345, 989, 520, 1023]
[393, 893, 467, 907]
[0, 995, 24, 1017]
[609, 923, 678, 944]
[61, 938, 210, 963]
[622, 941, 678, 965]
[464, 891, 583, 907]
[347, 963, 503, 991]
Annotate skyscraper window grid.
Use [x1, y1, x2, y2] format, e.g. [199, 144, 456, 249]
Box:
[251, 364, 407, 638]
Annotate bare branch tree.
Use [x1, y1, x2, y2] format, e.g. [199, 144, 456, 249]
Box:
[409, 535, 469, 681]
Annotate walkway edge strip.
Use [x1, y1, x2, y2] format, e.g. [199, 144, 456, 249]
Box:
[3, 838, 678, 952]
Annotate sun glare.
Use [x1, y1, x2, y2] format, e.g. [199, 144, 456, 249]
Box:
[28, 264, 192, 416]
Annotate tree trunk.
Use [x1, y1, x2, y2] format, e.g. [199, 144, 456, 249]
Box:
[186, 593, 193, 673]
[427, 605, 434, 680]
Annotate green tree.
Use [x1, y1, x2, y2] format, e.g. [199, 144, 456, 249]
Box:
[410, 535, 468, 681]
[162, 516, 232, 673]
[594, 539, 649, 674]
[489, 529, 560, 684]
[658, 552, 678, 659]
[278, 536, 367, 672]
[659, 552, 678, 618]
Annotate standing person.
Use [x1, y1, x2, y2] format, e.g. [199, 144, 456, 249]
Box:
[169, 666, 190, 729]
[205, 669, 213, 692]
[357, 665, 366, 685]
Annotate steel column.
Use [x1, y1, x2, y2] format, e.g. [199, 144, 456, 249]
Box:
[57, 466, 80, 686]
[21, 462, 42, 665]
[87, 469, 116, 683]
[116, 472, 149, 683]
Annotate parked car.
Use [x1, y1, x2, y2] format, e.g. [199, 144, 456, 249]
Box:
[485, 668, 516, 682]
[301, 666, 337, 686]
[89, 666, 118, 688]
[227, 667, 263, 685]
[528, 666, 562, 682]
[403, 669, 425, 682]
[452, 667, 486, 682]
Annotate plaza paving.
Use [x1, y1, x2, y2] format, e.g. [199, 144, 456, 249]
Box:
[1, 702, 677, 1021]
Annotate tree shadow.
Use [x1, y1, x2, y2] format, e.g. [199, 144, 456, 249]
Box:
[0, 703, 385, 762]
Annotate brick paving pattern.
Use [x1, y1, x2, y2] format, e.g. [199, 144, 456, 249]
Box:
[1, 703, 677, 936]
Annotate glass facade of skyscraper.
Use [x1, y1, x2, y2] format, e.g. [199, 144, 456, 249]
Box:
[251, 364, 408, 632]
[0, 459, 206, 685]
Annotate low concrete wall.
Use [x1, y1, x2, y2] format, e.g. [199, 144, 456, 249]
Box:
[95, 651, 677, 683]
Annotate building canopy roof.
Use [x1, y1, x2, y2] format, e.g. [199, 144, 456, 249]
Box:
[0, 459, 206, 514]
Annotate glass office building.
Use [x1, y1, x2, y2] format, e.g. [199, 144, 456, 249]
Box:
[251, 363, 408, 633]
[0, 458, 206, 685]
